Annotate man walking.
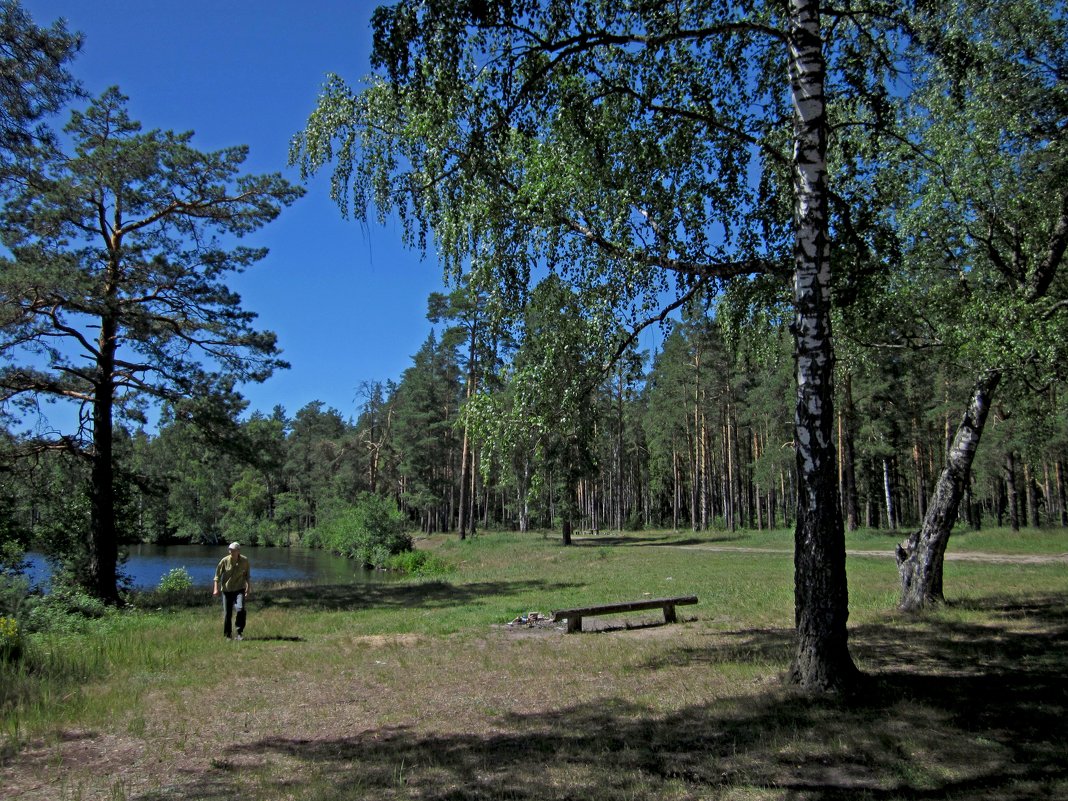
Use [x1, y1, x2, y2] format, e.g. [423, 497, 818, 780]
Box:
[213, 542, 251, 640]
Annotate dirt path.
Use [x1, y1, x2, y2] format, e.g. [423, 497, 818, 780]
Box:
[671, 543, 1068, 565]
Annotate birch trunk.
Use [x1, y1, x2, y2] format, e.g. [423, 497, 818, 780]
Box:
[787, 0, 858, 691]
[882, 457, 897, 530]
[897, 370, 1001, 611]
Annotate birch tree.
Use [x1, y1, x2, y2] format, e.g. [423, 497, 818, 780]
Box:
[292, 0, 894, 690]
[889, 0, 1068, 610]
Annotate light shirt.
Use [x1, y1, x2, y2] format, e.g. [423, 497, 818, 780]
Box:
[214, 553, 250, 593]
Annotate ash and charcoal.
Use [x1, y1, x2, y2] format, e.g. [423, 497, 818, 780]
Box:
[507, 612, 559, 629]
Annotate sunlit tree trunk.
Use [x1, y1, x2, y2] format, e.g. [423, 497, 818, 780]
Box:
[725, 413, 735, 532]
[1024, 462, 1039, 528]
[787, 0, 858, 691]
[1057, 460, 1068, 527]
[897, 370, 1001, 611]
[840, 372, 860, 530]
[672, 447, 681, 530]
[882, 457, 897, 530]
[754, 429, 764, 531]
[1006, 450, 1021, 531]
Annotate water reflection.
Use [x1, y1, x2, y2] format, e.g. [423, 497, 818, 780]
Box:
[24, 543, 390, 590]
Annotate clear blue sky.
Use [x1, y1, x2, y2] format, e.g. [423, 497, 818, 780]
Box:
[24, 0, 452, 422]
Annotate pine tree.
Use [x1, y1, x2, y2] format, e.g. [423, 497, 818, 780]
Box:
[0, 89, 302, 601]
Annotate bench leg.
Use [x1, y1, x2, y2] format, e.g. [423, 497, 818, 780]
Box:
[567, 616, 582, 633]
[664, 604, 677, 624]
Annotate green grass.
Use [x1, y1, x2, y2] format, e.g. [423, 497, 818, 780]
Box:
[1, 527, 1066, 800]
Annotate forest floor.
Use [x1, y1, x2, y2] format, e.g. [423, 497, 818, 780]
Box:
[2, 527, 1066, 801]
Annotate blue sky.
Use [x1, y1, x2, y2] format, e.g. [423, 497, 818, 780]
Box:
[24, 0, 453, 422]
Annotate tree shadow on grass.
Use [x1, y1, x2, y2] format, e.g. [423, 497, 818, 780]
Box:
[572, 534, 751, 548]
[635, 534, 753, 547]
[257, 579, 579, 613]
[570, 535, 673, 546]
[135, 593, 1068, 801]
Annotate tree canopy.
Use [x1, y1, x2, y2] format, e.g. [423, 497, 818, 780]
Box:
[0, 0, 80, 173]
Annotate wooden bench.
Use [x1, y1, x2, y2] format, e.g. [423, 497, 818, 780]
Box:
[551, 595, 698, 633]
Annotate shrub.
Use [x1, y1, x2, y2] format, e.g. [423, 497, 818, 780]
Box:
[0, 615, 21, 662]
[21, 580, 108, 635]
[157, 567, 193, 594]
[0, 573, 29, 620]
[305, 493, 412, 568]
[384, 550, 452, 577]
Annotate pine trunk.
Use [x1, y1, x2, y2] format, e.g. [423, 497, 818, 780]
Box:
[1025, 462, 1039, 528]
[841, 374, 860, 530]
[89, 292, 121, 604]
[1057, 460, 1068, 527]
[1006, 451, 1021, 531]
[725, 414, 735, 532]
[897, 370, 1000, 611]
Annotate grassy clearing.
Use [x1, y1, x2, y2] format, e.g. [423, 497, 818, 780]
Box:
[1, 527, 1066, 800]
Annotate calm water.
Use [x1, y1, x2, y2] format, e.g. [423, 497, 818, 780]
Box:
[24, 544, 388, 590]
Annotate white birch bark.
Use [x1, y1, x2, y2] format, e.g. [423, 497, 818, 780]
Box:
[897, 370, 1001, 611]
[787, 0, 858, 691]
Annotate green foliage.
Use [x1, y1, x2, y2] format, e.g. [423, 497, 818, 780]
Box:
[284, 402, 362, 532]
[304, 493, 411, 568]
[0, 614, 20, 662]
[0, 537, 25, 576]
[468, 276, 615, 533]
[0, 0, 80, 176]
[384, 549, 453, 577]
[157, 567, 193, 595]
[20, 579, 109, 635]
[391, 332, 462, 530]
[0, 568, 28, 629]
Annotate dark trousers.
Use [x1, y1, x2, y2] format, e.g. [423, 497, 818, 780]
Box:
[222, 590, 246, 638]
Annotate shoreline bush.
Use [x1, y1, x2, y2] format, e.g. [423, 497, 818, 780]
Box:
[303, 492, 412, 568]
[157, 567, 194, 594]
[385, 549, 452, 576]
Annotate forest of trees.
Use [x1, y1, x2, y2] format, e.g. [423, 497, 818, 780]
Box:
[7, 277, 1068, 554]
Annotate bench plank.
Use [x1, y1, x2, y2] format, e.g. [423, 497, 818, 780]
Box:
[552, 595, 698, 633]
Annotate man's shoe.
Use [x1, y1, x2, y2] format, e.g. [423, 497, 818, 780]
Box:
[234, 634, 243, 641]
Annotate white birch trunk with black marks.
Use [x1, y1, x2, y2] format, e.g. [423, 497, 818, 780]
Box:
[882, 457, 897, 530]
[897, 370, 1001, 611]
[787, 0, 858, 692]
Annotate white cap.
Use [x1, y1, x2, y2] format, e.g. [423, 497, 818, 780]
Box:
[228, 542, 240, 550]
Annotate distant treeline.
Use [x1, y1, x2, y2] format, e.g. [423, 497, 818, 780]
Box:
[6, 287, 1067, 560]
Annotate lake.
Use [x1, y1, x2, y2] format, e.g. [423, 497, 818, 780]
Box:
[23, 543, 389, 591]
